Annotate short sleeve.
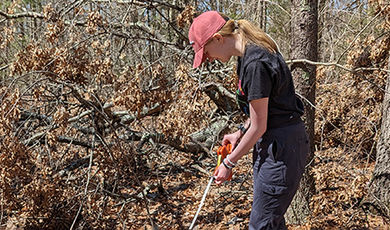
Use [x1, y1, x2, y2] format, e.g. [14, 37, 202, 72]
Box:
[242, 60, 273, 101]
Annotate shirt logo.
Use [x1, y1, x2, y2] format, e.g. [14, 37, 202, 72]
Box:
[238, 80, 245, 96]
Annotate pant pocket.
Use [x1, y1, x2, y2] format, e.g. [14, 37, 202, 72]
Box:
[260, 183, 288, 213]
[267, 139, 283, 162]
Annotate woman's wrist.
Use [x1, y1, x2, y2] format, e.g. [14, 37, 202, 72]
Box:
[238, 122, 251, 136]
[222, 159, 233, 170]
[223, 154, 237, 169]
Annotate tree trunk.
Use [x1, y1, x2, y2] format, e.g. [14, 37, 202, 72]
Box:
[258, 0, 267, 31]
[370, 56, 390, 216]
[286, 0, 318, 224]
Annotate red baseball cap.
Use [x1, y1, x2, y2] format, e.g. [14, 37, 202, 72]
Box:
[188, 11, 227, 68]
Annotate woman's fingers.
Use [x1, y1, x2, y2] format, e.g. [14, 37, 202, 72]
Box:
[223, 132, 241, 147]
[222, 137, 230, 145]
[215, 175, 224, 184]
[214, 165, 230, 185]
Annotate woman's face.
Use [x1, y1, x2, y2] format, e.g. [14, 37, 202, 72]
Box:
[203, 35, 231, 63]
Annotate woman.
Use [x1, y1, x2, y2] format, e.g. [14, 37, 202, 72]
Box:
[188, 11, 310, 229]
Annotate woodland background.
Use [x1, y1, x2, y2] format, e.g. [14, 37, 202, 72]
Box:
[0, 0, 389, 229]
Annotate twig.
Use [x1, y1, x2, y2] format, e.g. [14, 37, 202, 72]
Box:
[111, 32, 178, 46]
[261, 0, 290, 17]
[68, 103, 113, 122]
[23, 130, 48, 145]
[57, 136, 93, 148]
[287, 58, 389, 92]
[93, 127, 115, 162]
[0, 64, 9, 72]
[0, 10, 43, 19]
[286, 58, 390, 74]
[152, 6, 187, 41]
[337, 10, 382, 63]
[84, 150, 94, 194]
[69, 203, 82, 230]
[191, 164, 210, 175]
[91, 0, 184, 11]
[4, 77, 48, 120]
[69, 146, 94, 230]
[60, 0, 86, 17]
[0, 192, 3, 226]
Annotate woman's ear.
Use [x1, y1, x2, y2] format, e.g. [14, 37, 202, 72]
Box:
[213, 33, 223, 42]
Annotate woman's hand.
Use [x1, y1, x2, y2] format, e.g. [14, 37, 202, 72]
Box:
[222, 130, 241, 149]
[213, 163, 232, 185]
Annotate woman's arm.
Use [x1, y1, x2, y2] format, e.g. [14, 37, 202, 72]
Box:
[228, 97, 268, 162]
[214, 97, 268, 184]
[222, 118, 251, 149]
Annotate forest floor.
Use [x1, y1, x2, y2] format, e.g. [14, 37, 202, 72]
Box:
[128, 147, 254, 229]
[129, 146, 389, 230]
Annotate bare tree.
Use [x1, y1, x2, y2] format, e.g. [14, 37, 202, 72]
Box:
[370, 56, 390, 217]
[286, 0, 318, 224]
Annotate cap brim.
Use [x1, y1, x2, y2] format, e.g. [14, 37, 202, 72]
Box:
[193, 46, 206, 68]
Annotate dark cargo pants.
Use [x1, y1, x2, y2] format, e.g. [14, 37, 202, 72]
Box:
[249, 122, 309, 230]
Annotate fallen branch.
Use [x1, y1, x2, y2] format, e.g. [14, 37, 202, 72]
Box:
[58, 156, 90, 176]
[20, 111, 53, 124]
[201, 82, 237, 113]
[287, 58, 389, 92]
[286, 59, 390, 74]
[57, 136, 94, 148]
[122, 130, 204, 153]
[0, 10, 43, 19]
[23, 130, 47, 146]
[124, 116, 230, 154]
[68, 103, 113, 123]
[0, 64, 10, 72]
[115, 103, 162, 124]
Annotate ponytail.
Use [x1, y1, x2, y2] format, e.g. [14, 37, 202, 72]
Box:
[217, 15, 279, 54]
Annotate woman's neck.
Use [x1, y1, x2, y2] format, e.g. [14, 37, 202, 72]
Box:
[232, 33, 245, 57]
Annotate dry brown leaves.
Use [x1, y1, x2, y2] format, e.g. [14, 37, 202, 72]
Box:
[156, 64, 215, 138]
[114, 63, 172, 115]
[1, 1, 390, 229]
[176, 6, 196, 28]
[86, 11, 103, 34]
[311, 0, 390, 228]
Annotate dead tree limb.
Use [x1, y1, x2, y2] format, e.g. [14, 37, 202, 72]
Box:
[0, 64, 10, 72]
[125, 116, 230, 153]
[0, 10, 43, 19]
[201, 82, 238, 113]
[57, 136, 93, 148]
[286, 58, 390, 74]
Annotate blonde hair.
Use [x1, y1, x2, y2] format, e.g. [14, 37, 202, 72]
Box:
[217, 18, 279, 53]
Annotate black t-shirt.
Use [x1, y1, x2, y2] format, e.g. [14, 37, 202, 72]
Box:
[236, 44, 304, 129]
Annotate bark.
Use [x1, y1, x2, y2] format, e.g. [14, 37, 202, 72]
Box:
[370, 56, 390, 216]
[201, 82, 238, 113]
[286, 0, 318, 224]
[259, 0, 267, 31]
